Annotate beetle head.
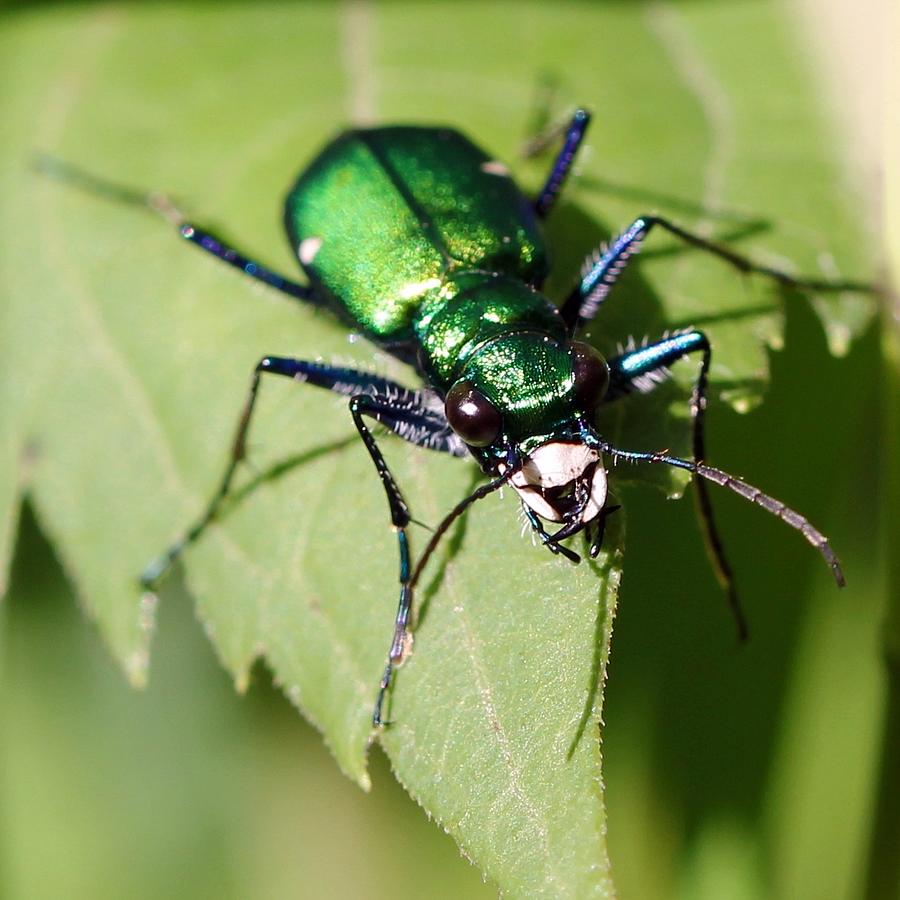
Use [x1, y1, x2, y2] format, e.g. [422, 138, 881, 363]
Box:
[444, 334, 611, 527]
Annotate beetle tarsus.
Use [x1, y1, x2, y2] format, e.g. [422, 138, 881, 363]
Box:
[372, 662, 394, 728]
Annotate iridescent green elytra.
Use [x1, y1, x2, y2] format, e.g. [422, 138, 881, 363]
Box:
[284, 127, 581, 445]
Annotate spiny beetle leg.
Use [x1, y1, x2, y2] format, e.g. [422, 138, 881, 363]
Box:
[604, 329, 746, 638]
[562, 214, 873, 331]
[140, 358, 453, 592]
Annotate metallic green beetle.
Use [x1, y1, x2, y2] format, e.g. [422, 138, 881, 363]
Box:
[43, 110, 856, 726]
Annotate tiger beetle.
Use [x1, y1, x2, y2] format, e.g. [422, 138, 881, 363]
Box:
[39, 109, 869, 727]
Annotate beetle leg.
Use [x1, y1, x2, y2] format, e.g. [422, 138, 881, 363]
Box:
[349, 392, 455, 727]
[532, 108, 591, 219]
[587, 504, 621, 559]
[560, 214, 874, 331]
[605, 329, 708, 401]
[34, 154, 316, 304]
[140, 358, 460, 591]
[560, 217, 651, 329]
[175, 222, 316, 302]
[603, 330, 747, 639]
[520, 502, 581, 564]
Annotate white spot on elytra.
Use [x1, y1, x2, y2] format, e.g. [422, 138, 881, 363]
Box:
[480, 160, 510, 176]
[298, 236, 323, 265]
[398, 277, 442, 300]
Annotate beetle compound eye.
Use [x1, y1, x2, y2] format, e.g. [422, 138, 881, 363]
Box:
[445, 381, 502, 447]
[570, 342, 610, 414]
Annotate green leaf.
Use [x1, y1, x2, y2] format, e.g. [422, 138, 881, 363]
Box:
[0, 3, 873, 897]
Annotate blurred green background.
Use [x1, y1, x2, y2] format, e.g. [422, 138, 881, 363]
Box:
[0, 1, 889, 898]
[2, 505, 492, 899]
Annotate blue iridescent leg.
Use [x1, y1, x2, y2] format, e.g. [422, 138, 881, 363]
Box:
[560, 214, 873, 331]
[605, 329, 747, 638]
[533, 108, 591, 218]
[176, 223, 313, 301]
[348, 393, 425, 727]
[141, 357, 461, 591]
[34, 154, 315, 303]
[606, 329, 709, 402]
[349, 391, 472, 725]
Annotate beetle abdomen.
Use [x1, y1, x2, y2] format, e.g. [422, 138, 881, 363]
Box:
[284, 127, 548, 344]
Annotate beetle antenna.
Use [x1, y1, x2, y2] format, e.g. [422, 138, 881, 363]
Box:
[409, 471, 512, 592]
[595, 441, 845, 587]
